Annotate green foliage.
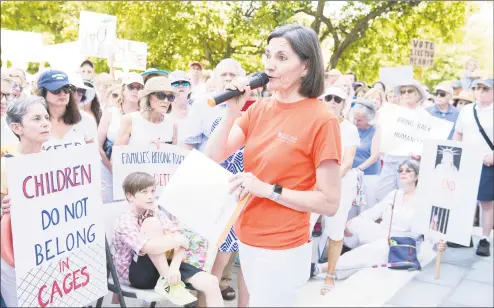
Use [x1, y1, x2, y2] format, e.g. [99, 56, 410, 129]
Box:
[1, 0, 479, 87]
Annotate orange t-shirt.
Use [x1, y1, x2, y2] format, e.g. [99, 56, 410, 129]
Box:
[234, 97, 342, 249]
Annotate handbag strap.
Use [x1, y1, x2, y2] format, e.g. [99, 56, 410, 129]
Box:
[473, 104, 494, 150]
[387, 190, 398, 245]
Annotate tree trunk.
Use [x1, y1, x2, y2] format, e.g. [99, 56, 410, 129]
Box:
[311, 0, 326, 35]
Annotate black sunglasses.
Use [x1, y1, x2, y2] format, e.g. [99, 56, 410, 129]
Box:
[49, 86, 72, 95]
[111, 93, 119, 98]
[127, 84, 143, 91]
[476, 86, 491, 92]
[398, 168, 414, 174]
[153, 92, 175, 102]
[400, 89, 416, 95]
[324, 95, 343, 104]
[434, 91, 447, 98]
[171, 81, 191, 87]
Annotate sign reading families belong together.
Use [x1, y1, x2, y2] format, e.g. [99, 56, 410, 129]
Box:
[6, 144, 107, 307]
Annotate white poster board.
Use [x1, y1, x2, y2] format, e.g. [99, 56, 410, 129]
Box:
[6, 144, 107, 307]
[42, 42, 85, 72]
[378, 103, 453, 156]
[158, 150, 248, 247]
[410, 38, 435, 67]
[412, 140, 483, 246]
[78, 11, 117, 58]
[112, 39, 148, 71]
[379, 66, 413, 89]
[112, 144, 190, 200]
[0, 29, 43, 62]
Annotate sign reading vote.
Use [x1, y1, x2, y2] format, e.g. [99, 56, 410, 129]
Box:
[410, 38, 435, 67]
[412, 139, 483, 246]
[113, 39, 148, 71]
[6, 144, 107, 307]
[112, 144, 190, 200]
[78, 11, 117, 58]
[378, 103, 453, 156]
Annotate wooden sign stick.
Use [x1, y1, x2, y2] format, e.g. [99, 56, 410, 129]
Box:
[434, 250, 443, 279]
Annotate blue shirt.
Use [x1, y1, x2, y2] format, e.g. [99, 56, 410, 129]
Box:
[426, 104, 459, 140]
[352, 125, 381, 175]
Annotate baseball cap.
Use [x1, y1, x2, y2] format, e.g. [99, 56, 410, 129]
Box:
[169, 70, 191, 84]
[37, 70, 70, 91]
[434, 81, 454, 94]
[476, 78, 493, 88]
[122, 72, 144, 86]
[141, 68, 169, 77]
[321, 86, 347, 99]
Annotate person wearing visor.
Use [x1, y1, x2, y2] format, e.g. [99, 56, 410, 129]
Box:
[426, 82, 459, 140]
[36, 70, 97, 151]
[141, 68, 169, 84]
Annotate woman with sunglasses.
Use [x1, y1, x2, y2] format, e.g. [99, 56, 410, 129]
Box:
[1, 96, 51, 308]
[375, 80, 428, 204]
[310, 159, 446, 283]
[1, 75, 20, 157]
[97, 73, 144, 203]
[317, 85, 360, 295]
[36, 70, 97, 152]
[168, 70, 192, 148]
[114, 76, 177, 148]
[102, 83, 121, 111]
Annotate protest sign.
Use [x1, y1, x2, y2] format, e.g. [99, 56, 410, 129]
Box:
[0, 29, 43, 63]
[158, 150, 249, 247]
[78, 11, 117, 58]
[6, 144, 107, 307]
[379, 66, 413, 89]
[112, 144, 190, 200]
[42, 42, 85, 72]
[112, 39, 148, 71]
[410, 39, 435, 67]
[412, 139, 483, 246]
[378, 103, 453, 156]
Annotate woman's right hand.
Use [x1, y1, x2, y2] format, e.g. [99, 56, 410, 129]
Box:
[224, 77, 251, 116]
[1, 195, 12, 218]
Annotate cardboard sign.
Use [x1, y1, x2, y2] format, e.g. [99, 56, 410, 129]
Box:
[412, 139, 483, 246]
[410, 39, 435, 67]
[379, 66, 413, 89]
[6, 144, 107, 307]
[378, 103, 453, 156]
[78, 11, 117, 58]
[112, 144, 190, 200]
[112, 39, 148, 71]
[0, 29, 43, 62]
[158, 150, 248, 247]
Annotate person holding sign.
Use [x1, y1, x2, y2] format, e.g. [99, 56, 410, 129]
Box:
[375, 79, 428, 203]
[114, 76, 177, 148]
[205, 24, 342, 307]
[113, 172, 223, 307]
[453, 77, 494, 257]
[1, 96, 51, 308]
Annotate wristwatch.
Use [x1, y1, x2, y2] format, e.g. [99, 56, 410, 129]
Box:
[270, 184, 283, 202]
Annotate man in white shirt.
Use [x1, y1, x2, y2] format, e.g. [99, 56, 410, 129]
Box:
[453, 77, 494, 257]
[188, 61, 207, 101]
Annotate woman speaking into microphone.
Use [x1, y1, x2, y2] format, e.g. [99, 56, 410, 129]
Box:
[205, 24, 342, 307]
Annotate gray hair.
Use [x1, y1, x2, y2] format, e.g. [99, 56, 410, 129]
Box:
[268, 24, 325, 98]
[6, 95, 48, 127]
[399, 159, 420, 186]
[351, 100, 376, 121]
[211, 58, 246, 86]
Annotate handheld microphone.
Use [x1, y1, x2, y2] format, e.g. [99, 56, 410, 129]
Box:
[207, 72, 270, 107]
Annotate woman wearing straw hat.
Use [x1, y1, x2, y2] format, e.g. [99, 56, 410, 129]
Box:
[114, 76, 177, 148]
[452, 90, 475, 110]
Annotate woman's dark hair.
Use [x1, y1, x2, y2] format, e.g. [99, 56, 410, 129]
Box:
[372, 81, 386, 92]
[84, 81, 102, 125]
[267, 24, 325, 98]
[38, 88, 82, 125]
[80, 59, 94, 69]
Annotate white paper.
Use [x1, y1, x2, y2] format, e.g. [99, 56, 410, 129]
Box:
[412, 139, 483, 246]
[112, 39, 148, 71]
[158, 150, 245, 247]
[78, 11, 117, 58]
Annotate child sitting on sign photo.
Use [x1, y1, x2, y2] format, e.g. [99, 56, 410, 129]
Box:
[112, 172, 223, 307]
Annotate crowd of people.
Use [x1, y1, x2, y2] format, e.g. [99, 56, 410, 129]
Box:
[0, 23, 493, 308]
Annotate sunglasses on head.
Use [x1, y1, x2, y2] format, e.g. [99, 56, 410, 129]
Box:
[400, 88, 416, 95]
[324, 95, 343, 104]
[127, 84, 143, 91]
[434, 90, 447, 98]
[49, 85, 72, 95]
[398, 168, 414, 174]
[1, 92, 16, 102]
[153, 92, 175, 102]
[171, 81, 191, 87]
[475, 85, 491, 92]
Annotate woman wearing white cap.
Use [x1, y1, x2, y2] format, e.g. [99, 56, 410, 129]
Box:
[97, 72, 144, 203]
[375, 79, 428, 203]
[114, 76, 177, 147]
[316, 85, 360, 295]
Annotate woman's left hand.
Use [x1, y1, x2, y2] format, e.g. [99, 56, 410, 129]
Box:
[229, 172, 271, 201]
[437, 239, 446, 252]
